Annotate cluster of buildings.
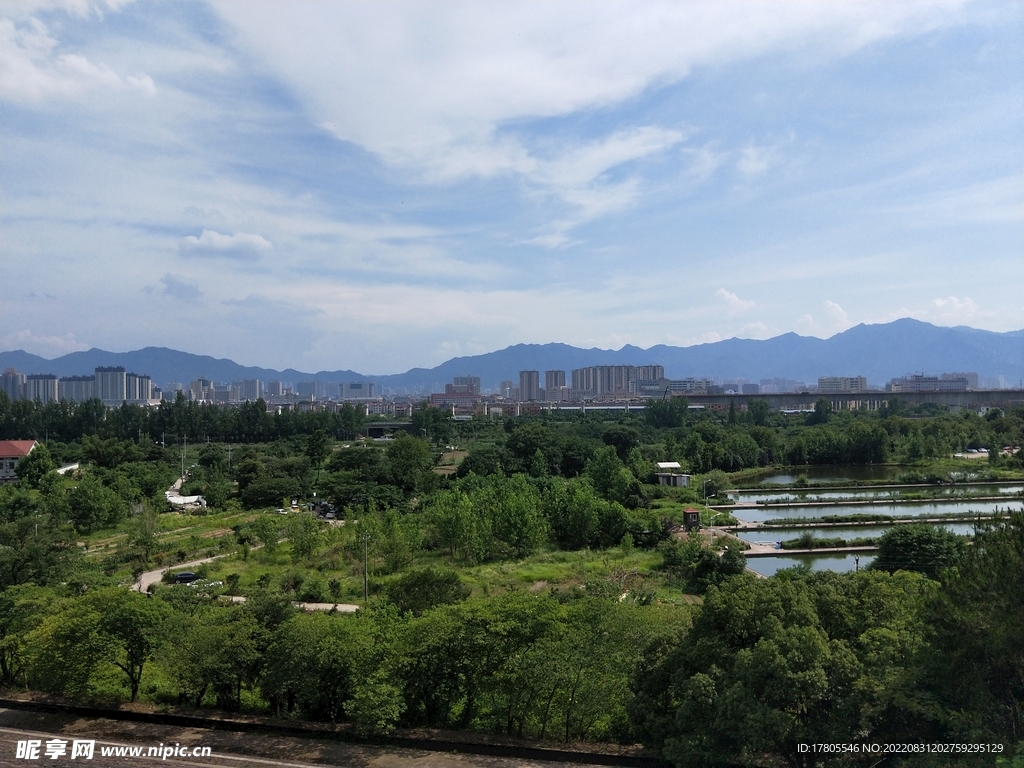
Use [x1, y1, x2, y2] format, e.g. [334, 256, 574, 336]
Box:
[2, 367, 158, 406]
[816, 372, 980, 394]
[0, 366, 384, 412]
[0, 359, 992, 417]
[431, 365, 775, 413]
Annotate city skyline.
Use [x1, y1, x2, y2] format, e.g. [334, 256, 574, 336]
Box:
[2, 1, 1022, 374]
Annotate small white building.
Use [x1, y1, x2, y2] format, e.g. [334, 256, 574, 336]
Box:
[655, 461, 691, 487]
[0, 440, 38, 483]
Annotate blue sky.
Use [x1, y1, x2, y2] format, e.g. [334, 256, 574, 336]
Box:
[2, 0, 1021, 374]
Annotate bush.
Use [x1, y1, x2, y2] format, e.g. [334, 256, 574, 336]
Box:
[384, 567, 470, 616]
[241, 476, 300, 509]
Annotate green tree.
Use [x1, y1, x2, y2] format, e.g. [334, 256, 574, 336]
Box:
[544, 478, 601, 550]
[645, 397, 689, 429]
[0, 514, 79, 589]
[288, 514, 322, 564]
[747, 398, 771, 427]
[870, 523, 967, 579]
[429, 488, 486, 562]
[250, 515, 280, 556]
[305, 429, 329, 484]
[385, 567, 470, 616]
[602, 425, 641, 461]
[386, 433, 432, 493]
[806, 397, 833, 425]
[240, 475, 300, 510]
[923, 513, 1024, 746]
[0, 584, 55, 687]
[26, 599, 110, 698]
[261, 612, 377, 721]
[650, 576, 859, 767]
[89, 588, 171, 701]
[67, 474, 127, 532]
[15, 444, 56, 489]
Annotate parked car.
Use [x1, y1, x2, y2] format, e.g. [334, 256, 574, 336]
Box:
[172, 571, 198, 584]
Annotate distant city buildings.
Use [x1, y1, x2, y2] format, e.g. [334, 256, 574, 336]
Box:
[0, 353, 999, 418]
[759, 378, 809, 394]
[889, 372, 978, 392]
[818, 376, 868, 394]
[446, 376, 480, 395]
[571, 365, 665, 397]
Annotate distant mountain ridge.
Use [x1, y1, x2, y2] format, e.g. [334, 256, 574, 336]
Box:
[2, 319, 1022, 393]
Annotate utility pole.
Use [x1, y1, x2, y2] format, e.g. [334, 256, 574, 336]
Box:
[362, 533, 369, 603]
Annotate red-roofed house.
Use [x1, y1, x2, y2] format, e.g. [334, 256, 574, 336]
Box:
[0, 440, 38, 484]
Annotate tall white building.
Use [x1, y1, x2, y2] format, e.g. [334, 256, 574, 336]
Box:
[239, 379, 264, 401]
[95, 366, 127, 404]
[59, 375, 95, 402]
[519, 370, 540, 401]
[2, 369, 26, 401]
[126, 372, 152, 401]
[571, 365, 637, 396]
[545, 370, 566, 391]
[25, 374, 59, 404]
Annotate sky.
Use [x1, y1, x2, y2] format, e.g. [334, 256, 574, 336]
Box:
[1, 0, 1022, 374]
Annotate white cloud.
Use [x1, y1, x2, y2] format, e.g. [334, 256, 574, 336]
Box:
[882, 176, 1024, 225]
[686, 145, 725, 183]
[794, 301, 854, 338]
[716, 288, 756, 313]
[739, 321, 774, 338]
[180, 229, 272, 260]
[737, 144, 775, 177]
[215, 0, 966, 183]
[0, 15, 155, 103]
[0, 329, 89, 357]
[824, 299, 851, 329]
[904, 295, 981, 325]
[148, 273, 202, 303]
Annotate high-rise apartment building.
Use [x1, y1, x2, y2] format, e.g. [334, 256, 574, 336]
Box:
[95, 366, 127, 404]
[446, 376, 481, 395]
[296, 380, 325, 399]
[25, 374, 59, 404]
[343, 381, 376, 399]
[2, 369, 26, 401]
[544, 370, 566, 391]
[126, 372, 152, 402]
[190, 378, 214, 401]
[635, 365, 665, 382]
[519, 370, 540, 401]
[571, 365, 634, 396]
[239, 379, 264, 401]
[59, 375, 95, 402]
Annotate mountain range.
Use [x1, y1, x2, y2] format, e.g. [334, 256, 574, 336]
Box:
[2, 319, 1022, 393]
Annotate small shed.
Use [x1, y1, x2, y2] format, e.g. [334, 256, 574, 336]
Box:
[655, 462, 691, 487]
[683, 508, 701, 531]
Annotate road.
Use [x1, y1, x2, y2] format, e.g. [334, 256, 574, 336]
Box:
[134, 557, 360, 613]
[0, 708, 623, 768]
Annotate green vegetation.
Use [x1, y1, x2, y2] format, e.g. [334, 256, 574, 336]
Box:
[0, 391, 1021, 764]
[779, 534, 878, 550]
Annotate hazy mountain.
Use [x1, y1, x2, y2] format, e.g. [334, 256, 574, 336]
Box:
[2, 319, 1021, 393]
